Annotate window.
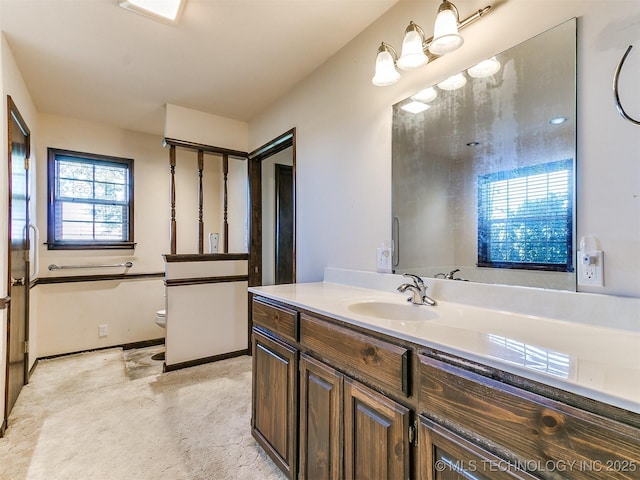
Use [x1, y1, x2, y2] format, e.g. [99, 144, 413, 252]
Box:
[477, 159, 573, 271]
[47, 148, 134, 249]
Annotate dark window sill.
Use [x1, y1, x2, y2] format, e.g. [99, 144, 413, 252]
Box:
[46, 242, 136, 250]
[477, 261, 574, 273]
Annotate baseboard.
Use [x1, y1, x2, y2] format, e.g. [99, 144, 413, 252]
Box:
[121, 337, 165, 350]
[163, 348, 249, 373]
[28, 358, 39, 380]
[38, 338, 165, 361]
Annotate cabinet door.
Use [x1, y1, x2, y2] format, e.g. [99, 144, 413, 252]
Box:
[252, 328, 298, 479]
[344, 377, 410, 480]
[418, 416, 538, 480]
[299, 354, 343, 480]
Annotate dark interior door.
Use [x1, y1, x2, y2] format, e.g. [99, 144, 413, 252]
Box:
[5, 96, 30, 423]
[275, 164, 294, 284]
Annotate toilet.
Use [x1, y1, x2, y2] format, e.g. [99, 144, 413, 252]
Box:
[155, 309, 166, 328]
[152, 309, 166, 361]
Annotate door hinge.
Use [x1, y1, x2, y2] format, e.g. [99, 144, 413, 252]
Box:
[409, 420, 418, 446]
[25, 157, 30, 170]
[24, 341, 29, 353]
[24, 249, 30, 262]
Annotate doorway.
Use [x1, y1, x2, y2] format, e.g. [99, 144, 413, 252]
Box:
[5, 96, 31, 424]
[274, 164, 294, 284]
[248, 129, 295, 287]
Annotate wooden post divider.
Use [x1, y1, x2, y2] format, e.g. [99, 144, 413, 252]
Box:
[198, 150, 204, 254]
[170, 145, 177, 255]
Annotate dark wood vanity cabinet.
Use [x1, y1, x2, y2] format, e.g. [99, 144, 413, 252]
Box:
[299, 354, 342, 480]
[252, 297, 412, 480]
[299, 352, 412, 480]
[251, 328, 298, 479]
[418, 354, 640, 480]
[251, 296, 640, 480]
[343, 376, 411, 479]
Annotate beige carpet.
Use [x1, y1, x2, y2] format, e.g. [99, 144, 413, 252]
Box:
[0, 348, 285, 480]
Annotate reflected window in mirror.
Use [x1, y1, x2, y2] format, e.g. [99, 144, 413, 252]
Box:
[477, 159, 573, 272]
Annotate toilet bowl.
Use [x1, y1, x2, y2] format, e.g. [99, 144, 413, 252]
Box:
[155, 309, 166, 328]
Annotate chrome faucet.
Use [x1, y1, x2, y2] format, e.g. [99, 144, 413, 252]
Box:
[435, 268, 463, 280]
[397, 273, 437, 306]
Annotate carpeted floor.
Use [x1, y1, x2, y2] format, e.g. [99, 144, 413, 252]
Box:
[0, 348, 285, 480]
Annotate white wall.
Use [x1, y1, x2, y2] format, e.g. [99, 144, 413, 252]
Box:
[164, 103, 248, 152]
[249, 0, 640, 298]
[164, 259, 248, 367]
[32, 115, 172, 356]
[36, 114, 170, 275]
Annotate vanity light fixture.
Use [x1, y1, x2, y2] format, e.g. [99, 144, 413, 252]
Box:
[372, 1, 492, 86]
[429, 0, 464, 55]
[119, 0, 186, 24]
[372, 43, 402, 86]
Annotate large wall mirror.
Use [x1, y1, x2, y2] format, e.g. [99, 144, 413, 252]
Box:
[392, 19, 576, 291]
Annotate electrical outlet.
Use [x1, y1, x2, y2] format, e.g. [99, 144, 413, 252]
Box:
[98, 324, 109, 337]
[376, 246, 393, 273]
[577, 250, 604, 287]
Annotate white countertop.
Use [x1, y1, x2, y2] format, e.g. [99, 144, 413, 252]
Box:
[250, 281, 640, 414]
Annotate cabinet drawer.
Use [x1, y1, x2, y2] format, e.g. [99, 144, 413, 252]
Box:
[300, 313, 410, 396]
[419, 354, 640, 480]
[253, 297, 298, 343]
[418, 415, 538, 480]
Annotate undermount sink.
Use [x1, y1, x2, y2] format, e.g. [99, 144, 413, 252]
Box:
[347, 300, 439, 322]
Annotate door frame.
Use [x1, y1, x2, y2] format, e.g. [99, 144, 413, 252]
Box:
[4, 95, 31, 427]
[247, 128, 296, 287]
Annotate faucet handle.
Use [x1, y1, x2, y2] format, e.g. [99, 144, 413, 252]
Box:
[403, 273, 425, 289]
[446, 268, 460, 279]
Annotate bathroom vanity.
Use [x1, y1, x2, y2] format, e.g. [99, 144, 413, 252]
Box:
[249, 277, 639, 480]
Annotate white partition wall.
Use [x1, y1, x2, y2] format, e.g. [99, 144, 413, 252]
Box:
[163, 254, 249, 369]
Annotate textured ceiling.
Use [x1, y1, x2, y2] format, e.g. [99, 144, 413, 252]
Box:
[1, 0, 398, 135]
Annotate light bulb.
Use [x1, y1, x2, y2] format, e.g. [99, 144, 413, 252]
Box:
[372, 44, 400, 86]
[429, 1, 463, 56]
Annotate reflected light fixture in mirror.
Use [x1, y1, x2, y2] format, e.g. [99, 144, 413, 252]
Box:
[412, 86, 438, 103]
[467, 56, 501, 77]
[437, 72, 467, 90]
[372, 1, 492, 86]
